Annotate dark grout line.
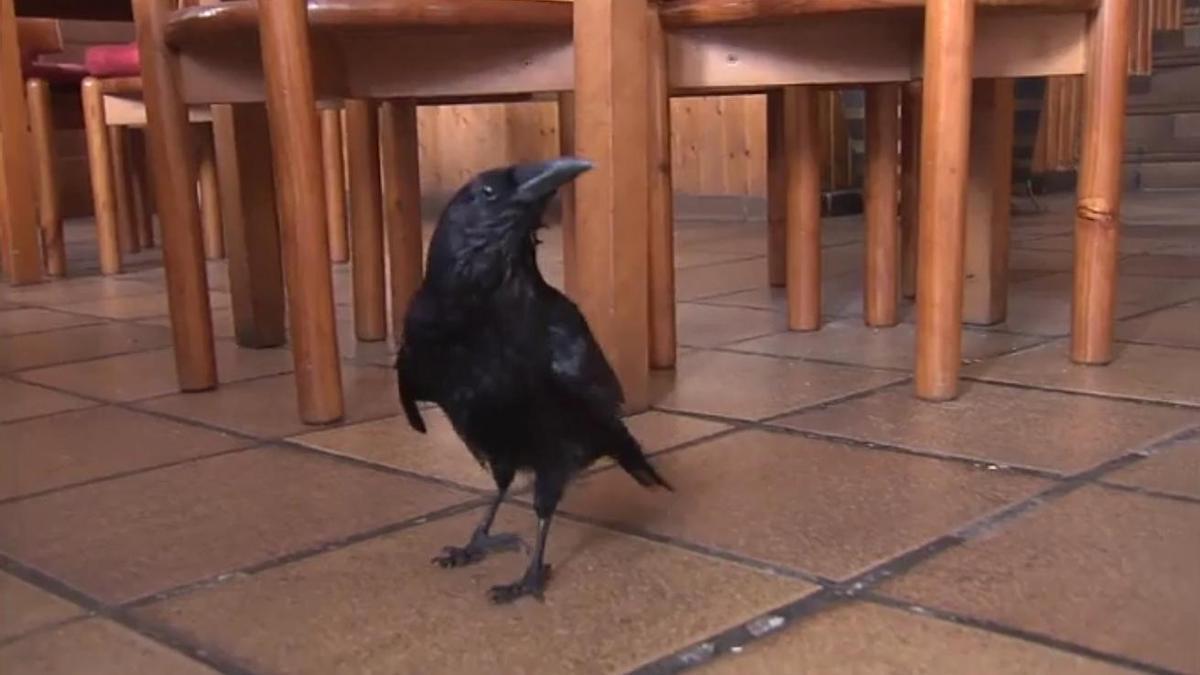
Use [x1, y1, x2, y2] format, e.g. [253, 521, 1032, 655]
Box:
[1091, 480, 1200, 506]
[861, 593, 1185, 675]
[1117, 338, 1200, 353]
[962, 376, 1200, 412]
[277, 436, 494, 497]
[0, 614, 94, 650]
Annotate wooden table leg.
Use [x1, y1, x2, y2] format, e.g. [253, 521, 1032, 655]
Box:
[26, 78, 65, 277]
[196, 122, 224, 260]
[767, 89, 787, 289]
[321, 107, 349, 264]
[864, 83, 901, 328]
[573, 0, 651, 411]
[915, 0, 975, 400]
[258, 0, 344, 423]
[784, 85, 821, 332]
[128, 129, 156, 249]
[380, 99, 423, 340]
[900, 82, 922, 300]
[211, 103, 286, 349]
[345, 98, 387, 343]
[133, 0, 216, 392]
[963, 78, 1014, 326]
[1072, 0, 1132, 364]
[82, 77, 122, 274]
[0, 0, 42, 285]
[647, 7, 676, 370]
[557, 92, 577, 296]
[108, 125, 140, 255]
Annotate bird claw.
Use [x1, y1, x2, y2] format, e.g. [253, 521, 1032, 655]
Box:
[488, 564, 552, 604]
[431, 531, 526, 569]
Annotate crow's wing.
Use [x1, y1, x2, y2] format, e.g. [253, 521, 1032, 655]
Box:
[544, 293, 624, 413]
[394, 347, 428, 434]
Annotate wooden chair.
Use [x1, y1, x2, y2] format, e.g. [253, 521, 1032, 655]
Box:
[569, 0, 1130, 406]
[134, 0, 573, 423]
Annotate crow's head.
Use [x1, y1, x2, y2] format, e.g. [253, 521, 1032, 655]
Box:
[426, 157, 592, 288]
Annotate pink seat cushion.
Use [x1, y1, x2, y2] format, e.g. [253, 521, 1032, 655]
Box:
[23, 60, 88, 85]
[84, 43, 140, 78]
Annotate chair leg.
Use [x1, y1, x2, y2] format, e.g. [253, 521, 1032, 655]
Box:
[1072, 0, 1131, 364]
[321, 107, 349, 264]
[128, 129, 156, 249]
[963, 78, 1014, 326]
[573, 0, 652, 411]
[557, 92, 577, 296]
[131, 0, 216, 392]
[900, 82, 922, 300]
[915, 0, 975, 400]
[108, 125, 140, 255]
[211, 103, 287, 349]
[258, 0, 344, 423]
[345, 98, 387, 343]
[767, 89, 786, 289]
[647, 8, 676, 370]
[864, 83, 901, 328]
[26, 78, 65, 277]
[0, 0, 41, 285]
[196, 122, 224, 260]
[81, 77, 123, 275]
[783, 85, 821, 332]
[380, 99, 423, 341]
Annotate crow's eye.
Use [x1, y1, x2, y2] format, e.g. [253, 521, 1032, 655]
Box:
[481, 185, 497, 201]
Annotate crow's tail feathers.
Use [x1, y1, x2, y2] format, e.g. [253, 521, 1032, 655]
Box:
[611, 426, 674, 492]
[395, 352, 428, 434]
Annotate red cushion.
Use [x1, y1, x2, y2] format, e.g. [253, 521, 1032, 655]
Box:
[84, 43, 140, 78]
[23, 60, 88, 85]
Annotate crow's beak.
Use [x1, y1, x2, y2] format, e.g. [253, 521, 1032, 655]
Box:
[513, 157, 593, 204]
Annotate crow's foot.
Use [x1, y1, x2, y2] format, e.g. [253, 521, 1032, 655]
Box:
[488, 564, 552, 604]
[432, 531, 525, 569]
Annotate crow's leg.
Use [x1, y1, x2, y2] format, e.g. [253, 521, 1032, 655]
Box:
[489, 472, 563, 604]
[433, 465, 524, 568]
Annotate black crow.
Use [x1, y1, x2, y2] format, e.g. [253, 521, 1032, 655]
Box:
[394, 156, 673, 604]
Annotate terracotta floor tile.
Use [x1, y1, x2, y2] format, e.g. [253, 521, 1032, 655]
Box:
[0, 379, 95, 424]
[676, 303, 787, 348]
[696, 275, 867, 319]
[698, 602, 1128, 675]
[0, 308, 101, 337]
[135, 365, 398, 438]
[778, 382, 1199, 474]
[1116, 301, 1200, 349]
[18, 342, 294, 403]
[560, 429, 1049, 580]
[1121, 253, 1200, 278]
[1104, 437, 1200, 499]
[654, 350, 902, 420]
[0, 446, 469, 604]
[967, 340, 1200, 406]
[728, 321, 1041, 371]
[0, 618, 218, 675]
[879, 486, 1200, 673]
[0, 277, 162, 307]
[0, 406, 247, 501]
[132, 509, 815, 675]
[139, 307, 237, 339]
[676, 259, 769, 301]
[0, 572, 83, 642]
[55, 291, 232, 321]
[1008, 248, 1076, 273]
[1018, 232, 1165, 254]
[0, 323, 174, 373]
[293, 409, 730, 491]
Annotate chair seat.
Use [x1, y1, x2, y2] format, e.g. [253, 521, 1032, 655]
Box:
[165, 0, 572, 47]
[658, 0, 1098, 27]
[84, 43, 141, 78]
[23, 60, 87, 85]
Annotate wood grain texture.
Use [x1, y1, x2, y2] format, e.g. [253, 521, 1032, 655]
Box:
[380, 99, 423, 341]
[784, 85, 822, 332]
[2, 0, 44, 284]
[345, 99, 388, 343]
[963, 78, 1014, 327]
[864, 83, 900, 328]
[81, 76, 123, 275]
[648, 7, 677, 370]
[26, 78, 65, 277]
[321, 108, 349, 263]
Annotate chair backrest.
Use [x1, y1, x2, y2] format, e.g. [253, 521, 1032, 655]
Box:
[15, 18, 64, 62]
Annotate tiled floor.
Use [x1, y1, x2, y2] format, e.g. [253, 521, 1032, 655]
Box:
[1, 190, 1199, 674]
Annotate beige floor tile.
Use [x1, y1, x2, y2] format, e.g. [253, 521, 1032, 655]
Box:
[697, 275, 867, 319]
[0, 379, 95, 424]
[0, 277, 162, 307]
[0, 572, 83, 642]
[1117, 301, 1200, 349]
[19, 342, 294, 403]
[139, 307, 237, 340]
[654, 350, 902, 420]
[136, 365, 398, 438]
[698, 602, 1128, 675]
[967, 340, 1200, 405]
[879, 486, 1200, 673]
[1104, 438, 1200, 499]
[778, 382, 1199, 473]
[0, 406, 247, 501]
[55, 291, 232, 321]
[293, 409, 730, 491]
[676, 259, 769, 301]
[0, 323, 173, 373]
[560, 429, 1049, 580]
[728, 321, 1041, 370]
[0, 447, 470, 604]
[1121, 253, 1200, 278]
[676, 303, 787, 348]
[0, 308, 101, 337]
[132, 509, 815, 675]
[0, 618, 218, 675]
